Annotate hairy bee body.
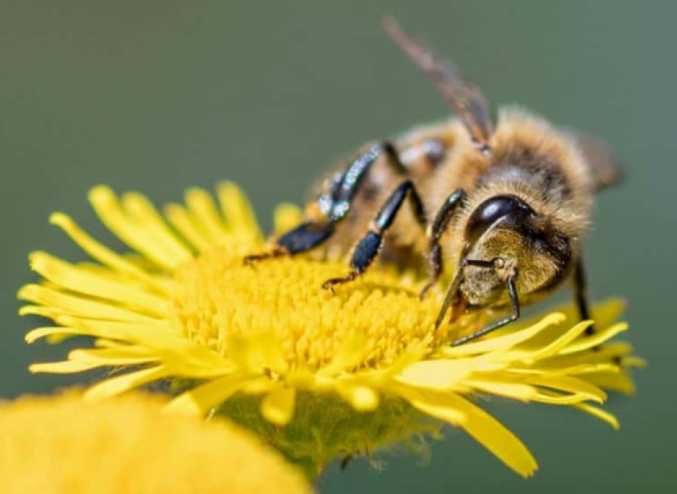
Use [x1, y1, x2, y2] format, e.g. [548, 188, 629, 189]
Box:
[247, 19, 621, 345]
[309, 109, 598, 300]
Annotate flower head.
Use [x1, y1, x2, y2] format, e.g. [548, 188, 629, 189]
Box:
[0, 391, 312, 494]
[20, 183, 642, 478]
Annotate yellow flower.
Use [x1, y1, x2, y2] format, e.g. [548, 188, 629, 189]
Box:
[0, 391, 312, 494]
[19, 183, 642, 478]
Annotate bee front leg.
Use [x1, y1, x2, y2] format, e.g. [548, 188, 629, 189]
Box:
[451, 273, 520, 346]
[420, 189, 466, 299]
[322, 179, 426, 290]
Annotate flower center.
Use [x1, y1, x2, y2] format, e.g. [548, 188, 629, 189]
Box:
[171, 247, 450, 370]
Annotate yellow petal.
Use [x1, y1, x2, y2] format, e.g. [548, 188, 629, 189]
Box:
[261, 386, 296, 425]
[217, 181, 263, 241]
[84, 366, 169, 401]
[26, 326, 85, 344]
[585, 371, 636, 395]
[335, 382, 379, 412]
[49, 212, 169, 293]
[515, 362, 619, 377]
[88, 186, 178, 270]
[55, 317, 181, 348]
[165, 373, 249, 416]
[560, 323, 629, 355]
[622, 356, 647, 368]
[513, 298, 624, 333]
[524, 374, 606, 404]
[396, 358, 498, 390]
[28, 252, 168, 317]
[18, 283, 158, 323]
[121, 192, 193, 263]
[185, 188, 230, 242]
[396, 386, 466, 425]
[164, 203, 212, 252]
[534, 342, 634, 372]
[465, 379, 537, 402]
[466, 375, 601, 405]
[574, 403, 620, 430]
[29, 360, 103, 374]
[440, 312, 566, 358]
[68, 347, 158, 367]
[519, 320, 594, 363]
[448, 393, 538, 478]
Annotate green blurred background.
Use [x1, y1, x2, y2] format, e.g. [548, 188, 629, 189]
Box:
[1, 1, 674, 492]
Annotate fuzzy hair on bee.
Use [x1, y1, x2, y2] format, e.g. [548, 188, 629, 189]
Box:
[245, 18, 622, 346]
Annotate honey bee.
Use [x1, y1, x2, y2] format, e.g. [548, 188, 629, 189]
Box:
[246, 18, 621, 346]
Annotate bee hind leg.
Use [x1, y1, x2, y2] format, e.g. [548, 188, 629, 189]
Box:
[246, 141, 405, 265]
[322, 179, 426, 291]
[244, 221, 336, 264]
[573, 258, 595, 335]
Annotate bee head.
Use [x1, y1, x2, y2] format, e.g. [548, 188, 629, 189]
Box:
[459, 195, 572, 306]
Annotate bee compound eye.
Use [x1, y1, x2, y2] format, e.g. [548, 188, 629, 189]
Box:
[465, 195, 535, 243]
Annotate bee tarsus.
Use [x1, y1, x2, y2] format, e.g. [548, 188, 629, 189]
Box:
[323, 179, 427, 289]
[450, 273, 520, 346]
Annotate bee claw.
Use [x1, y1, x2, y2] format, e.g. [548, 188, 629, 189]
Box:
[321, 281, 336, 294]
[321, 272, 358, 292]
[419, 282, 434, 300]
[243, 248, 285, 266]
[243, 254, 264, 266]
[340, 454, 353, 470]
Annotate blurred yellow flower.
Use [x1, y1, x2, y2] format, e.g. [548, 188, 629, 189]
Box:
[0, 391, 312, 494]
[19, 183, 642, 478]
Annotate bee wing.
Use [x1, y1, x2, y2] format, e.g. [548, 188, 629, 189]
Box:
[569, 131, 624, 191]
[383, 17, 493, 154]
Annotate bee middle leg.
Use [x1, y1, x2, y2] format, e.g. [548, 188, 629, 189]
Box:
[419, 189, 466, 299]
[322, 179, 426, 290]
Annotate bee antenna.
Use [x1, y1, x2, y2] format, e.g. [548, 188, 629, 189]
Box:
[382, 17, 494, 155]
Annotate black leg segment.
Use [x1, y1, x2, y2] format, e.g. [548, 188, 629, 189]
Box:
[573, 257, 595, 335]
[322, 179, 427, 290]
[420, 189, 466, 298]
[374, 179, 426, 230]
[451, 274, 520, 346]
[327, 141, 407, 222]
[246, 141, 408, 264]
[244, 221, 336, 264]
[278, 221, 336, 253]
